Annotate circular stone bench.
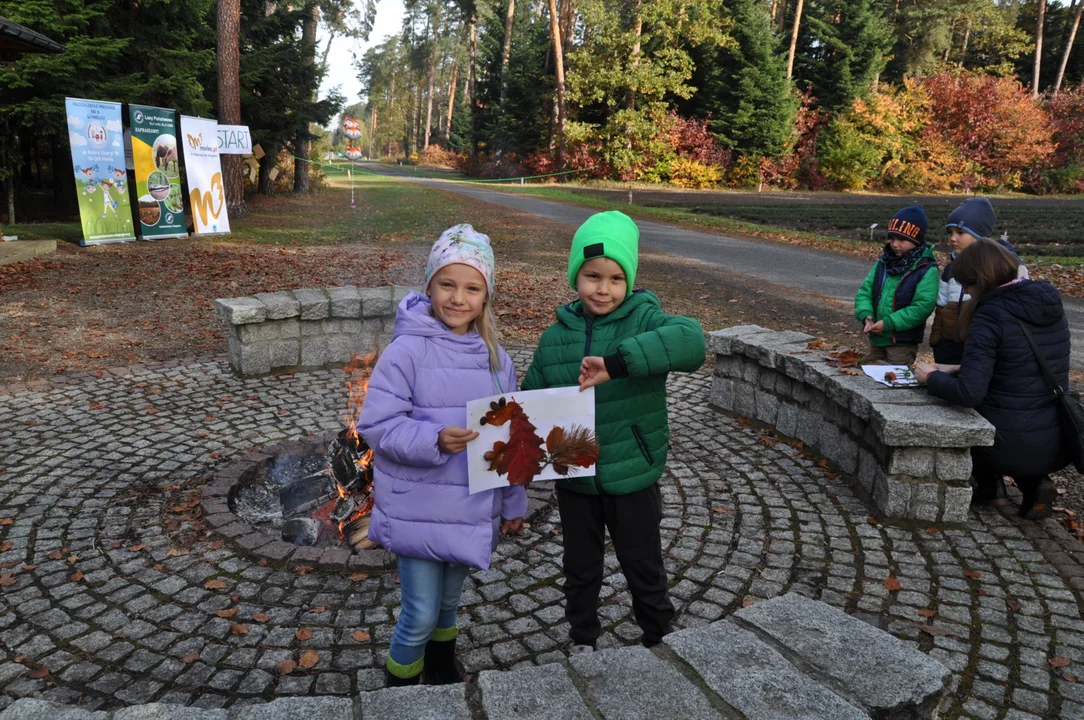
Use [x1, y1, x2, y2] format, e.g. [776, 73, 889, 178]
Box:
[215, 285, 421, 377]
[0, 593, 952, 719]
[707, 326, 996, 525]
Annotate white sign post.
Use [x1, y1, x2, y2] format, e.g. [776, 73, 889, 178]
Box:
[217, 125, 253, 155]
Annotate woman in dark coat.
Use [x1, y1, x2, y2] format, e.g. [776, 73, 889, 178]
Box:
[915, 239, 1070, 519]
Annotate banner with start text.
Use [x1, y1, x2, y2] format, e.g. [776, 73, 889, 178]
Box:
[179, 115, 230, 235]
[65, 97, 136, 245]
[129, 104, 187, 239]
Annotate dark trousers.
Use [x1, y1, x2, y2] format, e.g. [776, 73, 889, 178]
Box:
[557, 483, 674, 647]
[972, 454, 1049, 505]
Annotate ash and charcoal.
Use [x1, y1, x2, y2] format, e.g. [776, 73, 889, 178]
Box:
[228, 430, 376, 550]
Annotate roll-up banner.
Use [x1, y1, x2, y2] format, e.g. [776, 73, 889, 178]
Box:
[65, 98, 136, 246]
[179, 115, 230, 236]
[129, 104, 188, 240]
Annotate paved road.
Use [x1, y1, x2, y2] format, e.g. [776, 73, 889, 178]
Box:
[363, 164, 1084, 372]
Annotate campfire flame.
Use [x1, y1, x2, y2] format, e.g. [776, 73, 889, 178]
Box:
[332, 352, 379, 546]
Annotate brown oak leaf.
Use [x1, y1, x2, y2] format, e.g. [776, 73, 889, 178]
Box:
[352, 631, 371, 642]
[1050, 656, 1072, 668]
[883, 576, 902, 592]
[295, 628, 313, 641]
[204, 579, 228, 589]
[70, 572, 84, 582]
[180, 652, 200, 663]
[128, 544, 146, 552]
[348, 573, 369, 582]
[26, 666, 50, 679]
[216, 608, 238, 618]
[252, 612, 269, 622]
[298, 650, 320, 669]
[229, 623, 249, 635]
[917, 608, 937, 618]
[278, 659, 297, 676]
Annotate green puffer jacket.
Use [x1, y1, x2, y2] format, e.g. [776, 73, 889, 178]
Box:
[522, 290, 705, 496]
[854, 245, 939, 347]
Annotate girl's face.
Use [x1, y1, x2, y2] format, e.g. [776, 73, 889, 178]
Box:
[576, 257, 627, 317]
[888, 236, 917, 256]
[428, 264, 488, 335]
[947, 227, 975, 254]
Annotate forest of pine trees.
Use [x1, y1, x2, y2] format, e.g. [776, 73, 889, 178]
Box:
[357, 0, 1084, 193]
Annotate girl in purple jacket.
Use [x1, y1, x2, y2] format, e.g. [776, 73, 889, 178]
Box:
[357, 225, 526, 687]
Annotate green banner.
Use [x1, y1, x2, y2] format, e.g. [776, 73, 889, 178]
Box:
[129, 104, 187, 239]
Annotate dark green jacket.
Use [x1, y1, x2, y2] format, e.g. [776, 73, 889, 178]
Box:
[522, 290, 705, 495]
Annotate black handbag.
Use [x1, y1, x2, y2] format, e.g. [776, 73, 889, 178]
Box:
[1018, 320, 1084, 473]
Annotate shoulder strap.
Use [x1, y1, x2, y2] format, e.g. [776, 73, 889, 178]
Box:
[1016, 319, 1062, 398]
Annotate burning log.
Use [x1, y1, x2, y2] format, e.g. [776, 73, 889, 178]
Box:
[343, 515, 377, 550]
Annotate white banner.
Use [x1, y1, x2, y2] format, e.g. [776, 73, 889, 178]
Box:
[180, 115, 230, 235]
[217, 125, 253, 155]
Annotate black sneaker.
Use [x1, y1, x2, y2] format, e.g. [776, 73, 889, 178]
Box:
[1020, 479, 1056, 520]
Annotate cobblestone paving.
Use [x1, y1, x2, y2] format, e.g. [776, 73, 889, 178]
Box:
[2, 351, 1084, 718]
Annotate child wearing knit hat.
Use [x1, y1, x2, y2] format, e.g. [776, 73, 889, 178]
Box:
[854, 205, 939, 365]
[931, 198, 1028, 364]
[521, 211, 706, 654]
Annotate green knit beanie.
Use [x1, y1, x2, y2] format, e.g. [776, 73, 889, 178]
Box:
[567, 211, 639, 290]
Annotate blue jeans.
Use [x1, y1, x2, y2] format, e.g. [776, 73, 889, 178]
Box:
[387, 555, 469, 677]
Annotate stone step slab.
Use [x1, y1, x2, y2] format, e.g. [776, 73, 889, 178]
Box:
[665, 620, 870, 720]
[569, 645, 721, 720]
[113, 705, 227, 720]
[478, 663, 593, 720]
[355, 684, 470, 719]
[734, 593, 953, 719]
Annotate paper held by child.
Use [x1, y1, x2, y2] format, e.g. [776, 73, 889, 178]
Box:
[862, 364, 920, 388]
[466, 386, 599, 495]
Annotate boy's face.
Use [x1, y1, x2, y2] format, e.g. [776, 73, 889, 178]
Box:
[888, 236, 917, 256]
[947, 227, 975, 254]
[576, 257, 627, 317]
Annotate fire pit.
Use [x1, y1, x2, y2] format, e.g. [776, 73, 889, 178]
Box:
[199, 353, 397, 571]
[228, 427, 377, 552]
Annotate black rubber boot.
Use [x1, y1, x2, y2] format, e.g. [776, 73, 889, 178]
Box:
[422, 639, 462, 685]
[385, 668, 422, 688]
[971, 474, 1009, 508]
[1020, 478, 1056, 520]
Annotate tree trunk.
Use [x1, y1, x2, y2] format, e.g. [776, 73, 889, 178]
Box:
[1055, 0, 1084, 93]
[444, 55, 459, 144]
[369, 107, 378, 159]
[786, 0, 804, 79]
[560, 0, 573, 57]
[423, 2, 440, 155]
[5, 170, 14, 225]
[499, 0, 516, 102]
[294, 2, 318, 193]
[217, 0, 249, 217]
[258, 147, 277, 196]
[627, 0, 642, 110]
[777, 0, 788, 34]
[413, 73, 423, 158]
[1033, 0, 1047, 97]
[958, 19, 971, 68]
[469, 12, 478, 159]
[547, 0, 566, 170]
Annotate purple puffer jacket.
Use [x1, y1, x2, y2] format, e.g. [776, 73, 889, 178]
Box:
[357, 292, 527, 570]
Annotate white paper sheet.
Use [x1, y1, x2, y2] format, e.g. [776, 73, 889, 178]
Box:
[466, 386, 595, 494]
[862, 364, 919, 388]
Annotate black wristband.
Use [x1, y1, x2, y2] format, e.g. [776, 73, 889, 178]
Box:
[603, 352, 629, 379]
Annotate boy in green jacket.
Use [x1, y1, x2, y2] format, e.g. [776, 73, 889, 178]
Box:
[854, 205, 938, 365]
[522, 211, 705, 653]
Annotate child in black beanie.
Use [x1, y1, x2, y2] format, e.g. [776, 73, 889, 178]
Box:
[854, 205, 939, 365]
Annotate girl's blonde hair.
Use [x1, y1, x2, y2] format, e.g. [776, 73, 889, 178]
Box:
[473, 301, 502, 372]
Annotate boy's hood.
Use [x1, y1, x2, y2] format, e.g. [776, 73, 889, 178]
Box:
[391, 291, 487, 351]
[555, 289, 659, 329]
